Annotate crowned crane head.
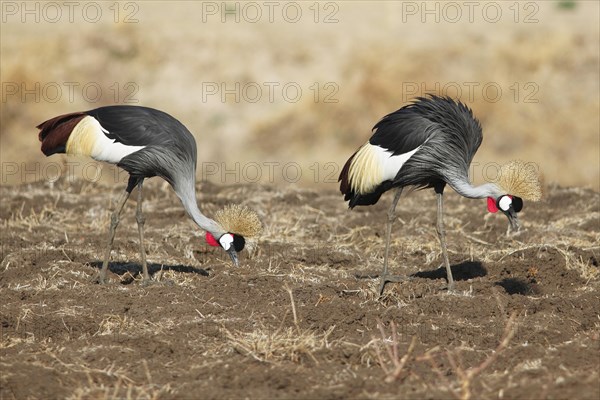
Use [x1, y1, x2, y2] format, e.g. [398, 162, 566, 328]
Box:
[486, 160, 542, 233]
[205, 204, 262, 266]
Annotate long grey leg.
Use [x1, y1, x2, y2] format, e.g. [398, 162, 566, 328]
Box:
[378, 187, 403, 295]
[135, 179, 150, 283]
[435, 189, 454, 291]
[97, 189, 131, 284]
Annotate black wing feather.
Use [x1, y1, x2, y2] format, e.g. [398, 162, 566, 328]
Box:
[340, 95, 483, 207]
[84, 106, 198, 185]
[85, 106, 187, 147]
[391, 95, 483, 188]
[370, 104, 438, 155]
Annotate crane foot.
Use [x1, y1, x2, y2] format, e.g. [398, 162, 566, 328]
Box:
[140, 277, 153, 287]
[446, 280, 455, 293]
[90, 272, 109, 285]
[378, 274, 413, 296]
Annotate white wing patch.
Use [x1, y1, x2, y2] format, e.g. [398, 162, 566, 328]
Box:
[66, 116, 146, 164]
[349, 142, 422, 194]
[380, 145, 422, 182]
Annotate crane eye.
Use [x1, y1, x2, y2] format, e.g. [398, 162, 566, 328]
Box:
[497, 195, 512, 212]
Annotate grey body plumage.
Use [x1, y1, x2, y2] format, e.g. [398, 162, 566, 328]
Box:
[339, 95, 539, 294]
[341, 96, 485, 207]
[389, 97, 482, 190]
[37, 105, 242, 284]
[87, 106, 197, 185]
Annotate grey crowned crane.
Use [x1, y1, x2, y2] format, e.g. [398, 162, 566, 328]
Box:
[37, 105, 261, 284]
[339, 96, 541, 294]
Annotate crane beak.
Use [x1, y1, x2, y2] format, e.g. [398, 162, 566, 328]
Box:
[505, 208, 521, 235]
[226, 246, 239, 267]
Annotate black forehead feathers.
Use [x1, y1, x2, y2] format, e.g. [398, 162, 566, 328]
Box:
[232, 234, 245, 252]
[512, 196, 523, 212]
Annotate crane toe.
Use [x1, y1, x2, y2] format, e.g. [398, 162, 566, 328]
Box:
[90, 272, 110, 285]
[378, 274, 414, 295]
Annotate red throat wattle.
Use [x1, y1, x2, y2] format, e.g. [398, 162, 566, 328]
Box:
[487, 197, 498, 213]
[488, 195, 515, 213]
[205, 232, 219, 247]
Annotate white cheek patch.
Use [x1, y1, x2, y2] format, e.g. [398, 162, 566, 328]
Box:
[498, 196, 512, 212]
[219, 234, 234, 251]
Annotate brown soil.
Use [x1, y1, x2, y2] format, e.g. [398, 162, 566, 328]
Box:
[1, 179, 599, 399]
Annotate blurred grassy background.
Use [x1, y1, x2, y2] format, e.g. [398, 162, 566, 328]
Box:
[1, 1, 598, 190]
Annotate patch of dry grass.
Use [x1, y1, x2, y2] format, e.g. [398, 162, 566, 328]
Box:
[224, 324, 335, 364]
[368, 313, 519, 399]
[0, 177, 598, 399]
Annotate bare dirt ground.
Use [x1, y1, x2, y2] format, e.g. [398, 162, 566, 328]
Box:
[1, 178, 598, 399]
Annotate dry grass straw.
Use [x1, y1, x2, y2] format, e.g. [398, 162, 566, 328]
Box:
[224, 325, 335, 364]
[7, 203, 69, 231]
[370, 312, 519, 399]
[419, 312, 519, 400]
[95, 315, 134, 337]
[486, 242, 599, 283]
[284, 284, 300, 330]
[373, 321, 417, 383]
[39, 348, 174, 400]
[224, 285, 335, 363]
[69, 381, 171, 400]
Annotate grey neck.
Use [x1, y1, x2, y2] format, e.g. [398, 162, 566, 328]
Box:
[449, 179, 503, 199]
[174, 178, 225, 236]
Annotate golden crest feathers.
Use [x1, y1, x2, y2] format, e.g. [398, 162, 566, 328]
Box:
[497, 160, 542, 201]
[215, 204, 262, 239]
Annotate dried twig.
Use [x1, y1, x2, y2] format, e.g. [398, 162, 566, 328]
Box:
[284, 284, 299, 331]
[373, 320, 417, 382]
[421, 311, 519, 400]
